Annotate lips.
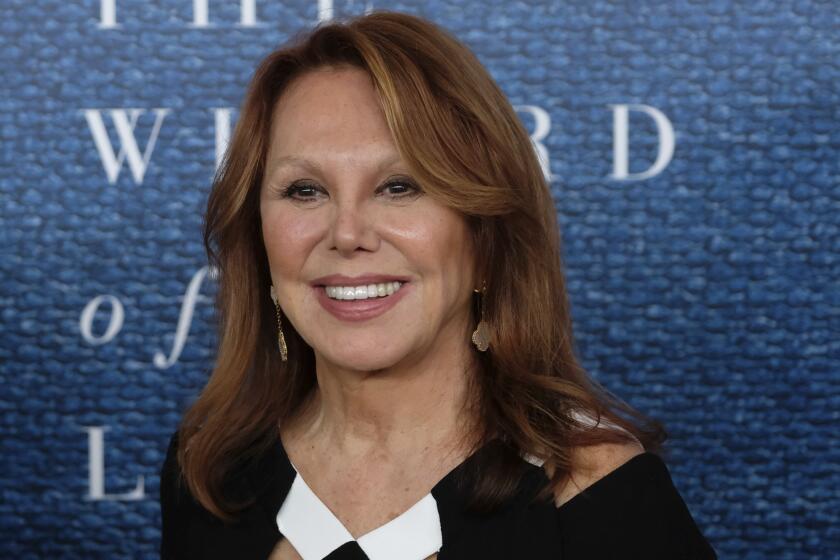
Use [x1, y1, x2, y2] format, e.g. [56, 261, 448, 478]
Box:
[313, 281, 412, 322]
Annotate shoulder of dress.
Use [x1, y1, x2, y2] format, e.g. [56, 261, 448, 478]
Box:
[552, 438, 646, 503]
[160, 429, 194, 507]
[161, 430, 182, 478]
[550, 449, 718, 558]
[515, 408, 650, 509]
[554, 448, 673, 514]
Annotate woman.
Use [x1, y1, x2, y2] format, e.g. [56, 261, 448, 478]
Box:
[160, 10, 717, 560]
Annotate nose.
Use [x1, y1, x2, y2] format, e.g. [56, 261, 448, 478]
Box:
[329, 198, 380, 257]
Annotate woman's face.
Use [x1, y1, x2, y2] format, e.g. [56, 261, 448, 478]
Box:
[260, 66, 477, 373]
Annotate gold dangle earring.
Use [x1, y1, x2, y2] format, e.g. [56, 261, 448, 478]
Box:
[471, 280, 490, 352]
[269, 285, 288, 362]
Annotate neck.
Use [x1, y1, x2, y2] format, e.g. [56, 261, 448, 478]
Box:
[294, 337, 480, 461]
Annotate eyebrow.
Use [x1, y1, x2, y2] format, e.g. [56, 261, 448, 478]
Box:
[267, 153, 404, 177]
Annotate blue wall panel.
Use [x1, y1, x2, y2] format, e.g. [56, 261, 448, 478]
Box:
[1, 0, 837, 557]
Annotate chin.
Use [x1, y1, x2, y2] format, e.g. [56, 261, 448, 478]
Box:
[316, 342, 412, 373]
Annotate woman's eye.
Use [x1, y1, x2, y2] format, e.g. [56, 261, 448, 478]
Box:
[280, 182, 324, 201]
[379, 179, 422, 198]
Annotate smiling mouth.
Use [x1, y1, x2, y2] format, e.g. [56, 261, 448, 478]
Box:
[321, 281, 406, 301]
[313, 280, 411, 322]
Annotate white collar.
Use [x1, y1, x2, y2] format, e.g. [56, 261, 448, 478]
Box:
[276, 467, 443, 560]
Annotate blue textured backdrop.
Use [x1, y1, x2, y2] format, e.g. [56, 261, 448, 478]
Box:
[1, 0, 838, 558]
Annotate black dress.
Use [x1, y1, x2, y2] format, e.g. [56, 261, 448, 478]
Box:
[160, 430, 718, 559]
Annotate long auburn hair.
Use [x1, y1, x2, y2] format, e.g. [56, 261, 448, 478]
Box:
[178, 9, 667, 520]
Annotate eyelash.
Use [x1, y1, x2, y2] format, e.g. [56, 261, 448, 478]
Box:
[279, 178, 422, 202]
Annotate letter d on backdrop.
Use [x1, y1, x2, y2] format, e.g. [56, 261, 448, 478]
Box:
[610, 103, 675, 180]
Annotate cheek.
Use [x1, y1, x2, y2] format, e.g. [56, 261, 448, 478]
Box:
[261, 206, 324, 274]
[393, 208, 474, 284]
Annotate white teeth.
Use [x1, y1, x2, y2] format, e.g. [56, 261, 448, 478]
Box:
[325, 281, 404, 300]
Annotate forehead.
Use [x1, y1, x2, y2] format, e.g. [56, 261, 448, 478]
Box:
[268, 67, 391, 151]
[264, 67, 408, 182]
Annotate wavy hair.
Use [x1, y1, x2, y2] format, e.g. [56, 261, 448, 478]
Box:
[177, 9, 667, 520]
